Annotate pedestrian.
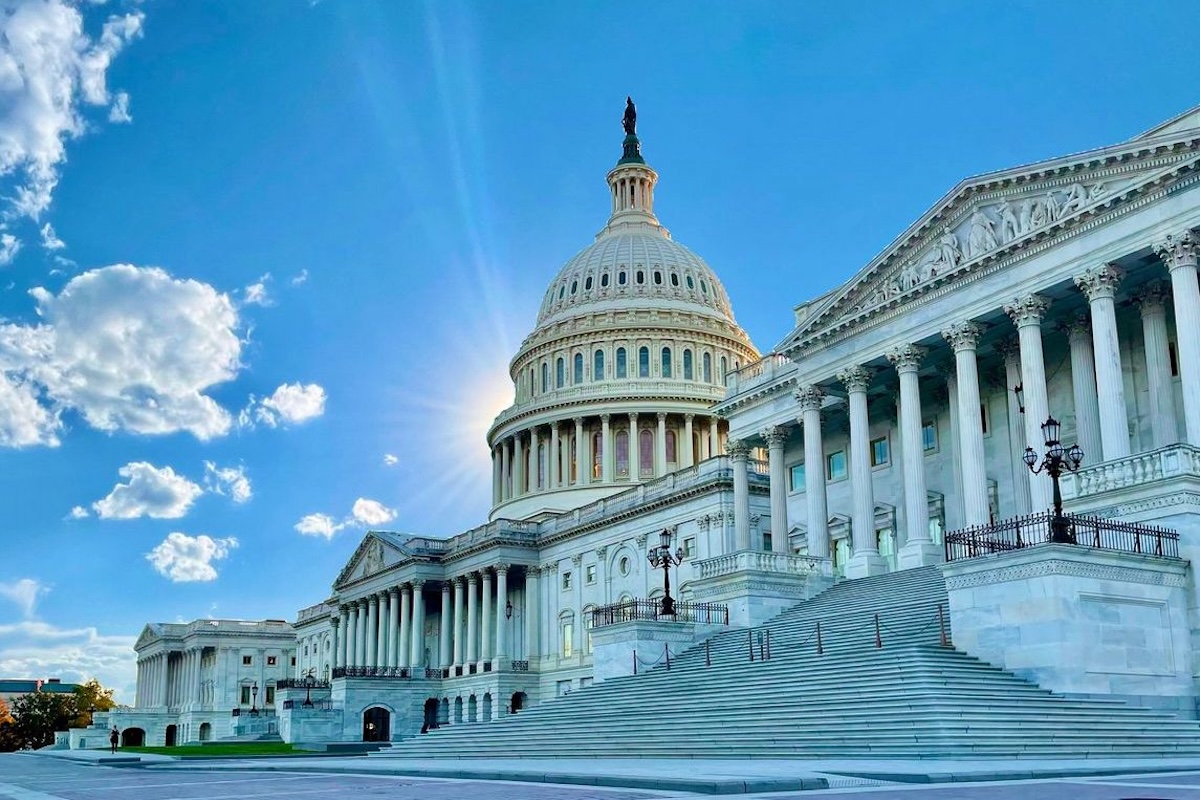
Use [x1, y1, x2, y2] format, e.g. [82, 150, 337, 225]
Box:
[109, 726, 119, 754]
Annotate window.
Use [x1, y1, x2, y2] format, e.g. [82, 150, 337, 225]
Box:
[538, 443, 546, 488]
[570, 280, 577, 295]
[666, 430, 677, 463]
[762, 531, 773, 552]
[922, 421, 938, 452]
[290, 656, 296, 667]
[1170, 341, 1179, 376]
[878, 528, 896, 567]
[661, 347, 672, 377]
[686, 275, 695, 289]
[573, 353, 583, 384]
[703, 352, 713, 383]
[562, 571, 572, 591]
[618, 270, 627, 286]
[265, 686, 276, 705]
[585, 565, 596, 584]
[562, 624, 574, 658]
[601, 272, 610, 288]
[683, 537, 696, 557]
[541, 362, 549, 393]
[789, 463, 806, 491]
[618, 556, 630, 576]
[636, 270, 645, 284]
[870, 436, 890, 467]
[303, 645, 308, 656]
[683, 349, 694, 379]
[653, 270, 663, 285]
[242, 655, 252, 666]
[616, 430, 629, 476]
[638, 346, 650, 377]
[592, 432, 602, 478]
[558, 285, 565, 300]
[240, 685, 251, 705]
[267, 655, 277, 666]
[826, 450, 847, 481]
[720, 356, 728, 381]
[616, 348, 628, 379]
[670, 272, 680, 287]
[980, 402, 991, 435]
[585, 276, 593, 291]
[585, 618, 594, 655]
[528, 368, 534, 397]
[556, 357, 565, 388]
[593, 350, 604, 381]
[639, 429, 653, 474]
[700, 279, 709, 295]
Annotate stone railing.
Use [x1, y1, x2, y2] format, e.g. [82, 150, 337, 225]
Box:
[749, 458, 770, 475]
[693, 550, 832, 580]
[296, 603, 335, 625]
[725, 352, 792, 393]
[1062, 444, 1200, 500]
[493, 379, 728, 427]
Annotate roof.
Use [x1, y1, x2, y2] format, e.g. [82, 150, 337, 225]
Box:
[0, 679, 79, 694]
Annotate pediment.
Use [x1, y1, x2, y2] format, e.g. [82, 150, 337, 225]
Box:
[778, 127, 1200, 354]
[332, 531, 412, 590]
[134, 624, 160, 651]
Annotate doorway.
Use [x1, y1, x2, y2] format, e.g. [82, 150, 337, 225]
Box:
[164, 725, 177, 747]
[510, 691, 527, 713]
[362, 707, 390, 742]
[120, 728, 145, 747]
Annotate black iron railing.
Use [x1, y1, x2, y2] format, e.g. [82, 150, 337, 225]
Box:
[591, 599, 729, 628]
[944, 511, 1180, 563]
[332, 666, 412, 679]
[425, 667, 449, 680]
[510, 660, 529, 672]
[283, 699, 334, 711]
[276, 678, 330, 691]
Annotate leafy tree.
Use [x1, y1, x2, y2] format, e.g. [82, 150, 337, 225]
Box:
[70, 679, 116, 728]
[9, 692, 76, 750]
[0, 698, 16, 753]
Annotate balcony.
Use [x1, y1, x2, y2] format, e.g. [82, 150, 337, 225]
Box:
[1062, 443, 1200, 506]
[724, 352, 794, 395]
[943, 510, 1180, 563]
[591, 599, 730, 628]
[693, 550, 832, 580]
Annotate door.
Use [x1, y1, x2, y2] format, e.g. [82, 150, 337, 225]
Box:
[362, 707, 390, 742]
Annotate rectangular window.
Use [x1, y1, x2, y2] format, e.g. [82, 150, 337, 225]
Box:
[980, 402, 990, 435]
[870, 436, 890, 467]
[240, 685, 251, 705]
[242, 655, 252, 666]
[922, 421, 938, 452]
[265, 686, 276, 705]
[789, 463, 805, 491]
[1170, 341, 1180, 377]
[585, 565, 596, 584]
[290, 656, 296, 667]
[683, 537, 696, 557]
[826, 450, 847, 481]
[267, 656, 277, 666]
[562, 571, 572, 591]
[562, 624, 574, 658]
[762, 531, 773, 552]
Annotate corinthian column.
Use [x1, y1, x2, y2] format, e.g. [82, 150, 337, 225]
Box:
[1135, 284, 1179, 448]
[763, 426, 789, 554]
[574, 417, 587, 486]
[996, 338, 1031, 515]
[513, 433, 526, 496]
[365, 595, 378, 668]
[1075, 265, 1130, 460]
[1005, 294, 1053, 512]
[797, 385, 830, 557]
[466, 574, 479, 665]
[549, 423, 560, 489]
[889, 345, 939, 567]
[683, 414, 695, 467]
[600, 414, 613, 482]
[500, 440, 511, 501]
[398, 587, 411, 669]
[480, 569, 493, 668]
[1156, 232, 1200, 445]
[942, 322, 990, 525]
[839, 367, 886, 577]
[452, 577, 464, 668]
[494, 565, 509, 663]
[655, 412, 668, 477]
[530, 427, 541, 491]
[728, 439, 751, 551]
[409, 581, 426, 668]
[386, 587, 400, 668]
[524, 566, 540, 661]
[439, 583, 452, 669]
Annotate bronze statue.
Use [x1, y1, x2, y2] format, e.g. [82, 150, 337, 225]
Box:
[623, 96, 637, 135]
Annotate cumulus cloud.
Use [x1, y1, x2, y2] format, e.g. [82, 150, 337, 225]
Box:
[383, 453, 398, 466]
[203, 461, 252, 504]
[0, 578, 48, 618]
[92, 461, 204, 520]
[294, 496, 397, 539]
[0, 620, 137, 704]
[294, 512, 345, 539]
[0, 233, 20, 265]
[66, 505, 88, 519]
[351, 497, 396, 526]
[145, 532, 238, 582]
[0, 265, 242, 446]
[39, 222, 65, 250]
[244, 382, 326, 428]
[0, 1, 143, 221]
[242, 274, 271, 306]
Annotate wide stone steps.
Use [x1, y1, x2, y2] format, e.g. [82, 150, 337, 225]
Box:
[377, 566, 1200, 758]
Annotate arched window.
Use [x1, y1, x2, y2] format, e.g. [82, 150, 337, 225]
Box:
[618, 270, 627, 286]
[593, 349, 604, 381]
[537, 443, 545, 489]
[601, 272, 610, 288]
[616, 430, 630, 477]
[592, 432, 602, 478]
[573, 353, 583, 384]
[653, 270, 663, 285]
[666, 430, 677, 464]
[541, 362, 549, 393]
[638, 347, 650, 378]
[639, 430, 654, 475]
[703, 352, 713, 383]
[556, 357, 565, 388]
[570, 280, 578, 295]
[661, 347, 672, 378]
[636, 270, 645, 284]
[686, 275, 695, 290]
[670, 272, 680, 287]
[528, 368, 534, 397]
[585, 276, 593, 291]
[720, 356, 728, 382]
[683, 349, 694, 380]
[616, 348, 627, 379]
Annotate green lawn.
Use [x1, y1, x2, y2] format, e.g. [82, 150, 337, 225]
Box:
[119, 742, 303, 757]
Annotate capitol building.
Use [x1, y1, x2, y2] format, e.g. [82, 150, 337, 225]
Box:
[89, 101, 1200, 754]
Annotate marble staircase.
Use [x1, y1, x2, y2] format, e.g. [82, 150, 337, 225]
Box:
[375, 566, 1200, 758]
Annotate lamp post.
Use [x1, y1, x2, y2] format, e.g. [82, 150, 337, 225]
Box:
[646, 528, 684, 616]
[1023, 416, 1084, 544]
[249, 682, 259, 717]
[302, 669, 315, 708]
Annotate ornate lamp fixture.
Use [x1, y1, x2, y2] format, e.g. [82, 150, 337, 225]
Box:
[646, 527, 684, 616]
[1012, 383, 1025, 414]
[302, 668, 315, 708]
[249, 682, 259, 717]
[505, 599, 513, 619]
[1023, 416, 1084, 544]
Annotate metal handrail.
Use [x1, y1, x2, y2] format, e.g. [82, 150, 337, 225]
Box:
[591, 599, 729, 628]
[943, 511, 1179, 562]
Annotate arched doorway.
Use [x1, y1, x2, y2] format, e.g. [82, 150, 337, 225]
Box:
[362, 707, 390, 742]
[198, 723, 211, 742]
[482, 693, 492, 721]
[422, 698, 439, 731]
[467, 695, 477, 722]
[120, 728, 145, 747]
[439, 697, 450, 725]
[510, 691, 527, 714]
[453, 696, 463, 723]
[164, 725, 177, 747]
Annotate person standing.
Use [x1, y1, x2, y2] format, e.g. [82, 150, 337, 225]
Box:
[109, 726, 119, 754]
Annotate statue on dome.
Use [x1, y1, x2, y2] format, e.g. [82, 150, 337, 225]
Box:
[623, 96, 637, 135]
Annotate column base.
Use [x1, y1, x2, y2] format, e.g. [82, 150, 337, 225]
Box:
[844, 551, 889, 579]
[898, 539, 943, 570]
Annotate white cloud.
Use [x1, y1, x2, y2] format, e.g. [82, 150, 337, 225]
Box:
[0, 265, 242, 445]
[383, 453, 398, 466]
[246, 382, 326, 428]
[39, 222, 65, 250]
[145, 532, 238, 582]
[67, 505, 88, 519]
[242, 273, 271, 306]
[203, 461, 252, 504]
[290, 269, 308, 286]
[0, 620, 137, 704]
[0, 233, 20, 265]
[0, 1, 143, 220]
[0, 578, 48, 618]
[351, 497, 396, 526]
[108, 90, 131, 123]
[92, 461, 204, 520]
[294, 512, 345, 539]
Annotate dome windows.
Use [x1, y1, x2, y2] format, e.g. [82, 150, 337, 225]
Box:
[703, 352, 713, 383]
[670, 272, 680, 287]
[720, 356, 728, 382]
[593, 349, 605, 381]
[585, 276, 593, 291]
[686, 275, 695, 290]
[683, 349, 693, 380]
[541, 362, 549, 393]
[638, 347, 650, 378]
[556, 357, 565, 389]
[618, 270, 627, 286]
[616, 347, 628, 379]
[661, 347, 672, 378]
[700, 279, 709, 295]
[601, 272, 610, 288]
[635, 270, 645, 285]
[653, 270, 663, 285]
[573, 353, 584, 384]
[570, 280, 578, 295]
[559, 285, 566, 300]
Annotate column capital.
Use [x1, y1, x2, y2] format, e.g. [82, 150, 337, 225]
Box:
[656, 411, 667, 422]
[795, 384, 825, 412]
[453, 575, 466, 587]
[572, 416, 584, 427]
[1134, 282, 1171, 314]
[540, 561, 559, 574]
[388, 586, 400, 599]
[941, 321, 984, 351]
[1154, 230, 1198, 271]
[526, 564, 543, 577]
[1074, 264, 1123, 302]
[466, 573, 479, 586]
[837, 365, 872, 393]
[683, 412, 695, 422]
[599, 413, 611, 423]
[994, 336, 1021, 364]
[411, 579, 426, 590]
[330, 616, 340, 628]
[494, 563, 510, 575]
[885, 344, 925, 373]
[762, 425, 789, 448]
[367, 594, 379, 606]
[1058, 313, 1091, 341]
[595, 544, 608, 559]
[1004, 293, 1051, 327]
[726, 438, 751, 460]
[570, 553, 583, 567]
[628, 411, 639, 423]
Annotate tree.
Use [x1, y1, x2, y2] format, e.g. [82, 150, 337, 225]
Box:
[0, 698, 16, 753]
[70, 679, 116, 728]
[8, 692, 77, 751]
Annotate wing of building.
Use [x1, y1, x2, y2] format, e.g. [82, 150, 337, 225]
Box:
[99, 102, 1200, 751]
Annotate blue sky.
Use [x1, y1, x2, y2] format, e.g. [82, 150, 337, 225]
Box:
[0, 0, 1196, 699]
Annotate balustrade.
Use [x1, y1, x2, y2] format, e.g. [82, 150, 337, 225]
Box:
[1062, 443, 1200, 499]
[693, 550, 831, 580]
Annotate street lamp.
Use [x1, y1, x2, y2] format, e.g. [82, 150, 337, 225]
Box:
[646, 528, 684, 616]
[249, 682, 259, 717]
[1023, 415, 1084, 544]
[302, 669, 315, 708]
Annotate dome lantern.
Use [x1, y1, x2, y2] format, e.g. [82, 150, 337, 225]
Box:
[601, 97, 666, 240]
